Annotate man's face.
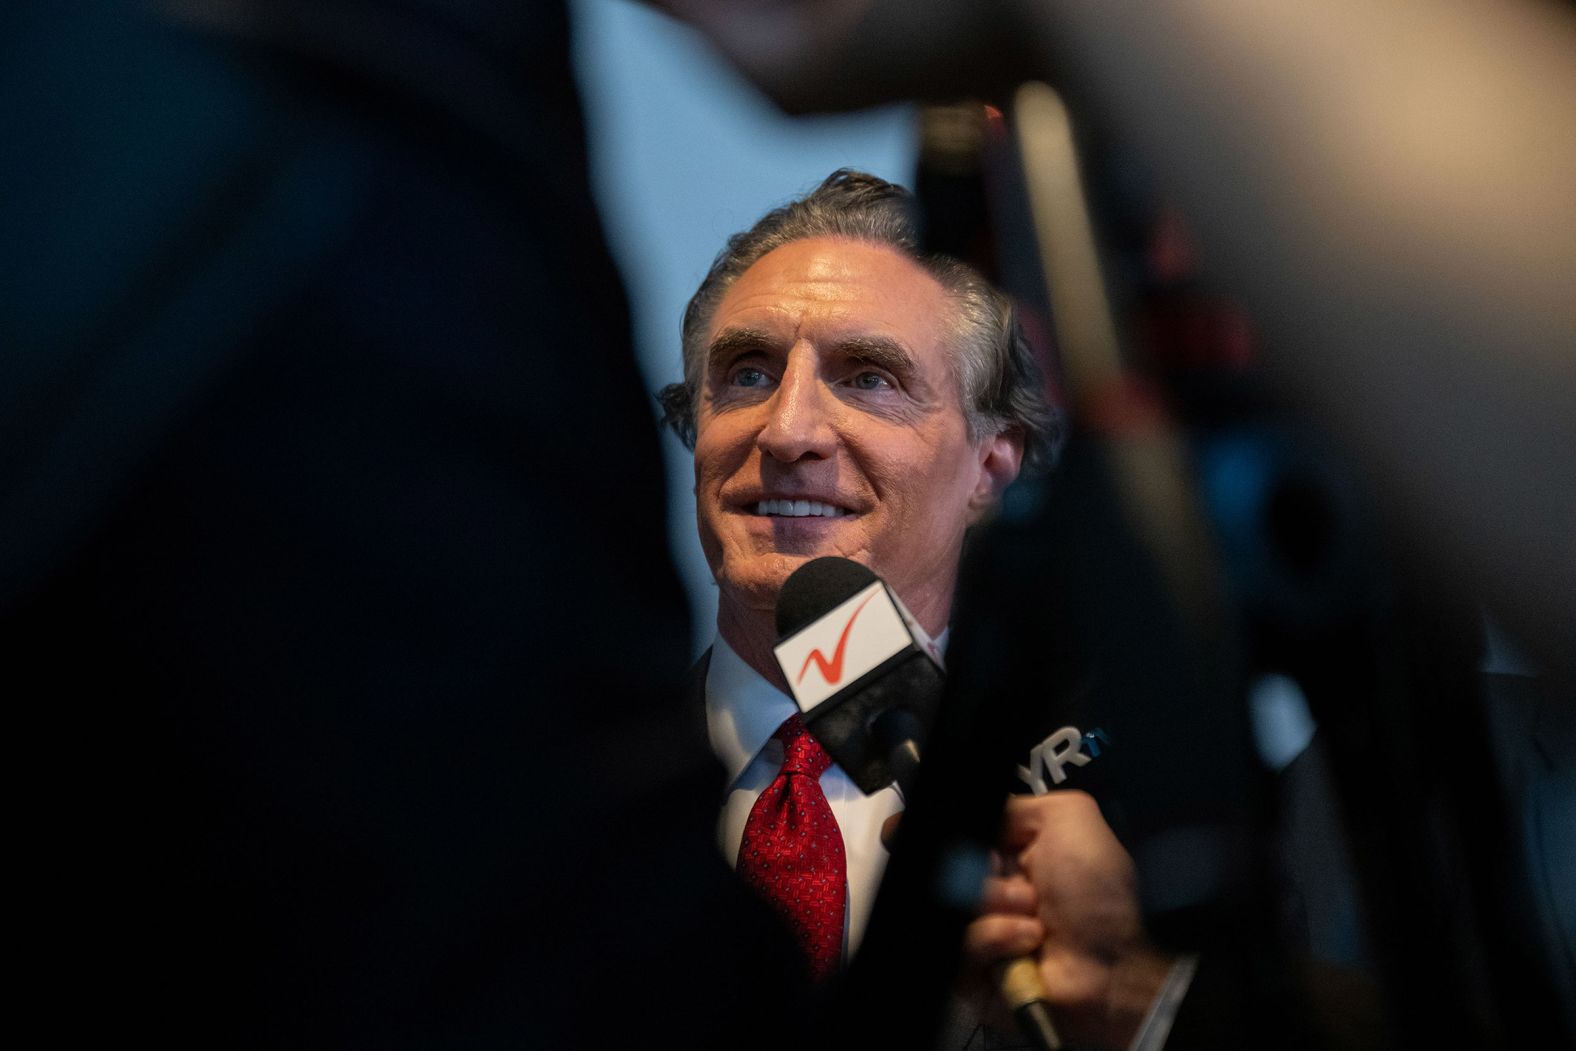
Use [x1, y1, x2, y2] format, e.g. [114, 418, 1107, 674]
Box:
[693, 236, 1021, 635]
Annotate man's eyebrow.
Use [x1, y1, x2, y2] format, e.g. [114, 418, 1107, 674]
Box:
[706, 330, 921, 379]
[836, 335, 918, 377]
[706, 329, 779, 371]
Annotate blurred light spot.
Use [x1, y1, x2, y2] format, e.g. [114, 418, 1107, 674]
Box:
[934, 843, 990, 911]
[1249, 673, 1316, 772]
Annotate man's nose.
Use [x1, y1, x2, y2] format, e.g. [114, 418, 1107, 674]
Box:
[757, 354, 837, 463]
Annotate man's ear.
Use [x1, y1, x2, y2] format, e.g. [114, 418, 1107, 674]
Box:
[967, 426, 1024, 524]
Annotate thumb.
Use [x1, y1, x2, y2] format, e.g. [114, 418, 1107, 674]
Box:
[881, 811, 903, 849]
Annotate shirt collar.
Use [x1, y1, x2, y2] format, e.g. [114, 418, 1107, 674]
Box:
[705, 633, 799, 788]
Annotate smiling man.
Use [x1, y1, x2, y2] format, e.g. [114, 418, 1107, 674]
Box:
[696, 235, 1021, 668]
[659, 169, 1059, 981]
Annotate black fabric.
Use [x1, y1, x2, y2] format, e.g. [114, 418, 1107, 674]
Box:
[1166, 670, 1575, 1050]
[2, 2, 804, 1045]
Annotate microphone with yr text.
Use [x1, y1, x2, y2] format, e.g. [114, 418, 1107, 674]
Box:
[771, 556, 1064, 1051]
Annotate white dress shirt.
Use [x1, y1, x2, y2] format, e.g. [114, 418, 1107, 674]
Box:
[704, 633, 905, 960]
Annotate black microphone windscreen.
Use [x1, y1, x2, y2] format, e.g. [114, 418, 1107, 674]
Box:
[775, 556, 879, 638]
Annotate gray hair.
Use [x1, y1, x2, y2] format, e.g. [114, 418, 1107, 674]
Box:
[657, 169, 1061, 473]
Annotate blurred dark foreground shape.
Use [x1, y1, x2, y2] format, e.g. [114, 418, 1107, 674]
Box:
[1, 1, 808, 1044]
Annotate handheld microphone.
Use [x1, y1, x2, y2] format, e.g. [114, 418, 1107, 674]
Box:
[772, 556, 1064, 1050]
[772, 556, 943, 794]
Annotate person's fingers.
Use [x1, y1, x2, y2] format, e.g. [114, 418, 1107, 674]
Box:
[962, 913, 1045, 964]
[977, 873, 1037, 916]
[880, 811, 902, 849]
[998, 790, 1100, 849]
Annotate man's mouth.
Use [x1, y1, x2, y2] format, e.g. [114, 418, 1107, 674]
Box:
[754, 499, 852, 519]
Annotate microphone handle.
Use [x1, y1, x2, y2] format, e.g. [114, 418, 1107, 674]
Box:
[872, 706, 1062, 1049]
[996, 957, 1063, 1050]
[871, 706, 925, 793]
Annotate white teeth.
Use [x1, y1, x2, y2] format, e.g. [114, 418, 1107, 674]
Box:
[754, 499, 848, 518]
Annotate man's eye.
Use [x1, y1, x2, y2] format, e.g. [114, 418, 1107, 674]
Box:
[850, 370, 893, 391]
[730, 366, 770, 388]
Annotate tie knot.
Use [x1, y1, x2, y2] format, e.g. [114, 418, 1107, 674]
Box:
[774, 715, 832, 778]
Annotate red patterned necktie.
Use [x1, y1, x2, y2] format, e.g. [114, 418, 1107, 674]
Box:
[736, 714, 848, 982]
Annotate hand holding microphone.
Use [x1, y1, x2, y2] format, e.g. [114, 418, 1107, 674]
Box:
[967, 793, 1179, 1051]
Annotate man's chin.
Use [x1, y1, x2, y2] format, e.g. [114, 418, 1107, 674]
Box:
[716, 555, 834, 616]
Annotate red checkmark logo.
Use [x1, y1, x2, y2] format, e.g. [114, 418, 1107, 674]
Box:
[797, 591, 879, 686]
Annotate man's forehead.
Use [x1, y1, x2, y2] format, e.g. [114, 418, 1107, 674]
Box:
[705, 237, 954, 356]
